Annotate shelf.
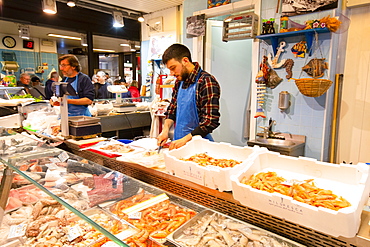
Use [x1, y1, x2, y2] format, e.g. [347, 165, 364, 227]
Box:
[256, 28, 330, 56]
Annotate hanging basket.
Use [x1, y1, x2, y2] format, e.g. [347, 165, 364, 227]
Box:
[293, 78, 333, 97]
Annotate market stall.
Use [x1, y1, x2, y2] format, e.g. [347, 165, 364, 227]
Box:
[1, 133, 309, 247]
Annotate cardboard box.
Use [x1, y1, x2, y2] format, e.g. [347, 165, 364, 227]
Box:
[231, 151, 370, 238]
[164, 136, 263, 191]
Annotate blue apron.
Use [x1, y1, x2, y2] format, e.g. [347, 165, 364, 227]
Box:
[65, 74, 91, 117]
[174, 69, 213, 141]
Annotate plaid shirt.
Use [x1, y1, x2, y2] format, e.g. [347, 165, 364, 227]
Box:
[165, 62, 220, 137]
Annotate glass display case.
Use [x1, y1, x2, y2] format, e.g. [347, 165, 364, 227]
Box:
[0, 134, 307, 247]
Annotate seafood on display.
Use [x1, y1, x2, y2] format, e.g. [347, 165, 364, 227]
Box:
[180, 153, 242, 168]
[110, 189, 197, 245]
[173, 211, 301, 247]
[99, 144, 135, 153]
[241, 171, 351, 211]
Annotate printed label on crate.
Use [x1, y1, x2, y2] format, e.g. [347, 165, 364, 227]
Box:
[7, 224, 27, 239]
[268, 197, 304, 215]
[67, 225, 82, 241]
[181, 166, 205, 184]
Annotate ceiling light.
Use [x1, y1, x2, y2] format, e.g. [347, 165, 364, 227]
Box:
[48, 33, 81, 40]
[120, 43, 129, 47]
[93, 48, 116, 52]
[113, 11, 124, 27]
[42, 0, 57, 14]
[135, 45, 141, 48]
[138, 16, 145, 23]
[67, 1, 76, 7]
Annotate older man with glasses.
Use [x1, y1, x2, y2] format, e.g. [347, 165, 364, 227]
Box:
[16, 73, 32, 94]
[51, 54, 94, 116]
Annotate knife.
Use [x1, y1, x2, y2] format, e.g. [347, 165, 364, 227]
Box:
[157, 145, 163, 154]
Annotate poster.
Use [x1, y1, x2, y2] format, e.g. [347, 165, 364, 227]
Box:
[148, 33, 176, 60]
[282, 0, 338, 17]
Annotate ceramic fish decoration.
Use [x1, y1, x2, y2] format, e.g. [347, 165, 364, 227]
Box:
[302, 58, 328, 78]
[291, 41, 307, 58]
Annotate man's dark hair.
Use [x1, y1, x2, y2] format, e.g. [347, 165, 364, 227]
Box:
[58, 54, 81, 72]
[162, 43, 192, 65]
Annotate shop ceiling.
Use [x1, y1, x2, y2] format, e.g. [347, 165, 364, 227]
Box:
[0, 0, 183, 52]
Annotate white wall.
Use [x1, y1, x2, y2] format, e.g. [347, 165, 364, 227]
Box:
[338, 5, 370, 164]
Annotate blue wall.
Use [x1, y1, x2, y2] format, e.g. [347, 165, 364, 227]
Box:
[0, 49, 58, 84]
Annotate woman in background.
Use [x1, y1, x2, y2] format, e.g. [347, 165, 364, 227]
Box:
[128, 80, 140, 102]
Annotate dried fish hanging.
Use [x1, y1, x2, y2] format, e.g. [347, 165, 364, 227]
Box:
[291, 32, 333, 97]
[254, 56, 269, 118]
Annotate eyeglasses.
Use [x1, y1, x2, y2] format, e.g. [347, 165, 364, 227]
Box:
[59, 63, 70, 68]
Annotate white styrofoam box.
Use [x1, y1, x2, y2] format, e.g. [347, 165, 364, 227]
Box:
[0, 114, 22, 128]
[163, 136, 265, 191]
[230, 151, 370, 238]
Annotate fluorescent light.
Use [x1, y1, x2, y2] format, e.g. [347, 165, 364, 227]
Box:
[138, 16, 145, 22]
[42, 0, 57, 14]
[67, 1, 76, 7]
[93, 48, 116, 52]
[135, 45, 140, 48]
[48, 33, 81, 40]
[120, 44, 130, 47]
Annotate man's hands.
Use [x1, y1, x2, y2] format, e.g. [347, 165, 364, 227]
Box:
[168, 133, 192, 150]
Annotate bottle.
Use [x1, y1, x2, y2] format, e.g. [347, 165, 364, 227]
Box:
[280, 16, 289, 33]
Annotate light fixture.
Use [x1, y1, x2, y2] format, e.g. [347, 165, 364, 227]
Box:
[120, 43, 129, 47]
[93, 48, 116, 53]
[18, 25, 30, 39]
[113, 11, 124, 27]
[130, 43, 136, 51]
[81, 34, 88, 46]
[47, 33, 81, 40]
[42, 0, 57, 14]
[135, 45, 141, 49]
[67, 1, 76, 7]
[138, 16, 145, 23]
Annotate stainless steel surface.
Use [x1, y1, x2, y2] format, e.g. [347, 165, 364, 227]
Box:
[66, 143, 370, 247]
[99, 111, 151, 132]
[248, 133, 305, 157]
[68, 116, 101, 126]
[256, 137, 295, 146]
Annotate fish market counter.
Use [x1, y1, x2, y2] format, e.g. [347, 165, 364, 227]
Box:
[1, 134, 308, 247]
[98, 111, 151, 138]
[64, 141, 370, 247]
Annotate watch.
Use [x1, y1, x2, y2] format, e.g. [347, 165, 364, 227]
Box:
[2, 36, 16, 48]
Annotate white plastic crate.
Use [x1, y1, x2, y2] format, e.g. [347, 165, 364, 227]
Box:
[163, 136, 263, 191]
[231, 151, 370, 238]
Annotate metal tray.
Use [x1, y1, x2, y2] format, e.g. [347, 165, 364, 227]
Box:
[68, 116, 101, 126]
[167, 209, 306, 247]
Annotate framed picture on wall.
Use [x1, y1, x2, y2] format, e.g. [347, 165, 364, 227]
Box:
[208, 0, 230, 9]
[282, 0, 339, 17]
[186, 14, 206, 38]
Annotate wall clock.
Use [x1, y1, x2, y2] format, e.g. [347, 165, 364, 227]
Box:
[2, 36, 16, 48]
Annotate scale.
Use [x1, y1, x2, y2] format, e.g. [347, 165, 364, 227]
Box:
[107, 85, 137, 113]
[55, 82, 101, 138]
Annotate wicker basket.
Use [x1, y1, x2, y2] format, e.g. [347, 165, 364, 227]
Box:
[293, 78, 333, 97]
